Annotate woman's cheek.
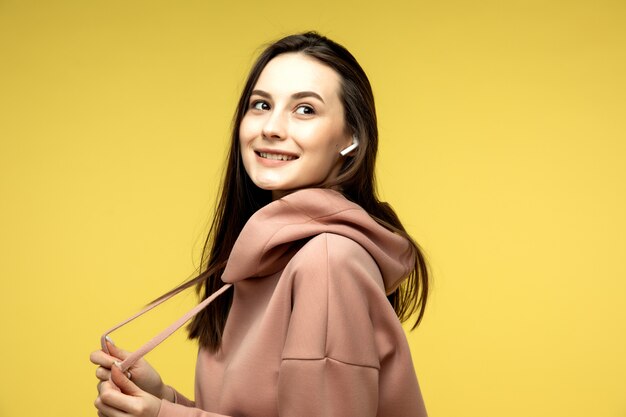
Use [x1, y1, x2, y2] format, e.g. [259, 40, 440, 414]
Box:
[238, 117, 256, 144]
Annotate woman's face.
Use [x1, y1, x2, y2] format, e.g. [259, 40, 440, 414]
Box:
[239, 53, 353, 199]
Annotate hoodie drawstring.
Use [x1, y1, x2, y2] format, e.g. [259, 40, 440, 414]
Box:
[100, 283, 233, 373]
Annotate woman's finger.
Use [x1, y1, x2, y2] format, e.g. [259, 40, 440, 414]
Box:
[99, 384, 140, 414]
[100, 379, 121, 394]
[105, 340, 132, 360]
[95, 395, 126, 417]
[96, 366, 111, 381]
[90, 350, 120, 368]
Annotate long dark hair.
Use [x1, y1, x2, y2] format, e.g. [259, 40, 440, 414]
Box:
[160, 32, 429, 352]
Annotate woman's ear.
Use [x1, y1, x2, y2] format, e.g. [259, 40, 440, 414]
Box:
[339, 135, 359, 156]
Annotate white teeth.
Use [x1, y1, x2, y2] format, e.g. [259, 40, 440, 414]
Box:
[259, 152, 296, 161]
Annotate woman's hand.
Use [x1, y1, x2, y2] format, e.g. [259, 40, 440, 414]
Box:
[95, 364, 162, 417]
[90, 339, 174, 402]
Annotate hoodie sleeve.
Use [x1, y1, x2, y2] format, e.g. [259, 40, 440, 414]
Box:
[277, 233, 426, 417]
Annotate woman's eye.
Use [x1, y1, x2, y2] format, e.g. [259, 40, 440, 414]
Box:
[295, 105, 315, 115]
[251, 100, 270, 111]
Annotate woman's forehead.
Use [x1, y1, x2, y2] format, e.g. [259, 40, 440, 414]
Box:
[253, 53, 341, 101]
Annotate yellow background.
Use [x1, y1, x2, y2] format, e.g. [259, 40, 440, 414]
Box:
[1, 1, 625, 416]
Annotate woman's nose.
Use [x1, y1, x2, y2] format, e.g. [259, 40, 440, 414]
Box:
[262, 111, 287, 140]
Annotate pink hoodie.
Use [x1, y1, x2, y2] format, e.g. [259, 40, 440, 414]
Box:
[154, 188, 427, 416]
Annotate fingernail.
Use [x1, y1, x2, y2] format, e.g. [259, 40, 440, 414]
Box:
[113, 360, 122, 369]
[105, 335, 115, 346]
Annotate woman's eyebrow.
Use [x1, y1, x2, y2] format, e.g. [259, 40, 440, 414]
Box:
[251, 89, 271, 98]
[251, 89, 325, 103]
[291, 91, 325, 103]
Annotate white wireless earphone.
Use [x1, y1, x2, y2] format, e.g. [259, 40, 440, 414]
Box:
[340, 135, 359, 156]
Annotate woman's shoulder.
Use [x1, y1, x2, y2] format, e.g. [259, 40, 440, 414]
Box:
[281, 232, 406, 367]
[287, 232, 386, 293]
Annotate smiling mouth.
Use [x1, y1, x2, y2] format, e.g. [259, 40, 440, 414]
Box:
[256, 151, 298, 161]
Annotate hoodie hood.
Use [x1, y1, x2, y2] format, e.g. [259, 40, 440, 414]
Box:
[221, 188, 415, 294]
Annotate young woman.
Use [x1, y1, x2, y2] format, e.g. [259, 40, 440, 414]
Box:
[91, 32, 429, 417]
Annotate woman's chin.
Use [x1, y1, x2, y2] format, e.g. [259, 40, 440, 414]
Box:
[252, 181, 298, 200]
[252, 175, 291, 191]
[254, 181, 282, 191]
